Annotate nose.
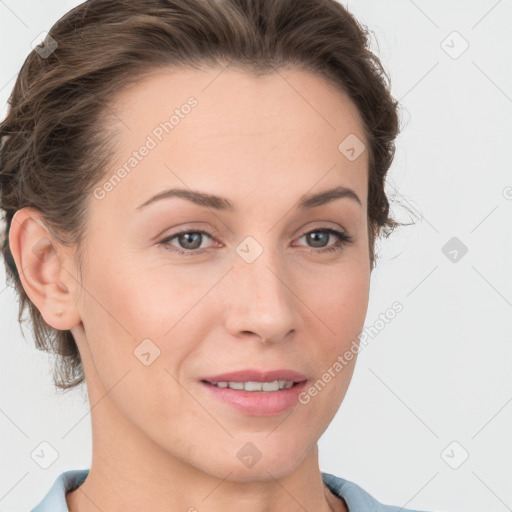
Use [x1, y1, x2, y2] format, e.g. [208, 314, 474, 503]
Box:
[222, 242, 297, 344]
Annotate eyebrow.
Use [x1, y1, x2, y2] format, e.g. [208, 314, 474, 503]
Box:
[136, 185, 362, 211]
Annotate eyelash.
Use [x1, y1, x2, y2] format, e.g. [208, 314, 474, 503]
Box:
[158, 226, 353, 256]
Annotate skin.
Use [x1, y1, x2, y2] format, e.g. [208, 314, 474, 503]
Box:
[10, 66, 373, 512]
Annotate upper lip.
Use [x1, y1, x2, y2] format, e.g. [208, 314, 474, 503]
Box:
[201, 369, 308, 384]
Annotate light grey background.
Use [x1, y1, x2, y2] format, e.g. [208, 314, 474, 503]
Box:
[1, 1, 511, 511]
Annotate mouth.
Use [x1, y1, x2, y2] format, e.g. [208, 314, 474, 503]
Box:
[204, 380, 296, 391]
[199, 369, 308, 416]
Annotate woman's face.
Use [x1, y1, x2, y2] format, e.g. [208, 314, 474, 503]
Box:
[71, 66, 371, 480]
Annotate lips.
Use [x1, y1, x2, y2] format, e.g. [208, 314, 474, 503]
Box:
[199, 368, 308, 416]
[200, 369, 308, 384]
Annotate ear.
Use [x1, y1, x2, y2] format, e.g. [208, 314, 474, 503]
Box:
[8, 207, 82, 331]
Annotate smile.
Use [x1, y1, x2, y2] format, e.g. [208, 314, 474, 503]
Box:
[209, 380, 295, 391]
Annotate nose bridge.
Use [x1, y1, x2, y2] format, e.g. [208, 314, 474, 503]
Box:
[224, 233, 296, 341]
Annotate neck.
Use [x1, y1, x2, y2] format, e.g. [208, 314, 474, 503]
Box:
[65, 393, 346, 512]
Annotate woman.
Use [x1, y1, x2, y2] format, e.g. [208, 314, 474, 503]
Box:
[1, 0, 434, 510]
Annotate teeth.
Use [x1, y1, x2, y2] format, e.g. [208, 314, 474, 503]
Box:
[246, 381, 267, 391]
[262, 381, 279, 391]
[213, 380, 295, 391]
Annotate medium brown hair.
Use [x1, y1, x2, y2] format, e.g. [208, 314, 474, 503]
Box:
[0, 0, 405, 391]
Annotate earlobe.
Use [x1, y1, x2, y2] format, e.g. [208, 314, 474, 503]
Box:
[8, 207, 80, 330]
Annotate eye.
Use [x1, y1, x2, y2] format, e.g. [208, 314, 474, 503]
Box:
[158, 225, 353, 256]
[159, 229, 215, 256]
[294, 227, 353, 254]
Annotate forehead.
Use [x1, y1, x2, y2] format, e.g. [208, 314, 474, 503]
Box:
[96, 66, 368, 214]
[112, 66, 366, 139]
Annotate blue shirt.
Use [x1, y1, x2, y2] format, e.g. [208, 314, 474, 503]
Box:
[30, 469, 433, 511]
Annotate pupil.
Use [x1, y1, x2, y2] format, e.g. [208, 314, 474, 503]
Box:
[308, 232, 328, 248]
[180, 232, 202, 249]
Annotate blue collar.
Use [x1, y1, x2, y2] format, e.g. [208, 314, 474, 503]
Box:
[31, 469, 431, 512]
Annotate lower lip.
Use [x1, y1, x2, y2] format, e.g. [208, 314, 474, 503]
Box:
[200, 381, 308, 416]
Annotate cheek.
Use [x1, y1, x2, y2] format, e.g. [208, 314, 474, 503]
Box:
[76, 256, 188, 388]
[78, 259, 200, 435]
[298, 256, 369, 403]
[306, 255, 370, 339]
[296, 272, 366, 426]
[83, 250, 198, 339]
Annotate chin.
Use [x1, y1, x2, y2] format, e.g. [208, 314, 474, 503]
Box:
[208, 456, 306, 483]
[193, 433, 316, 483]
